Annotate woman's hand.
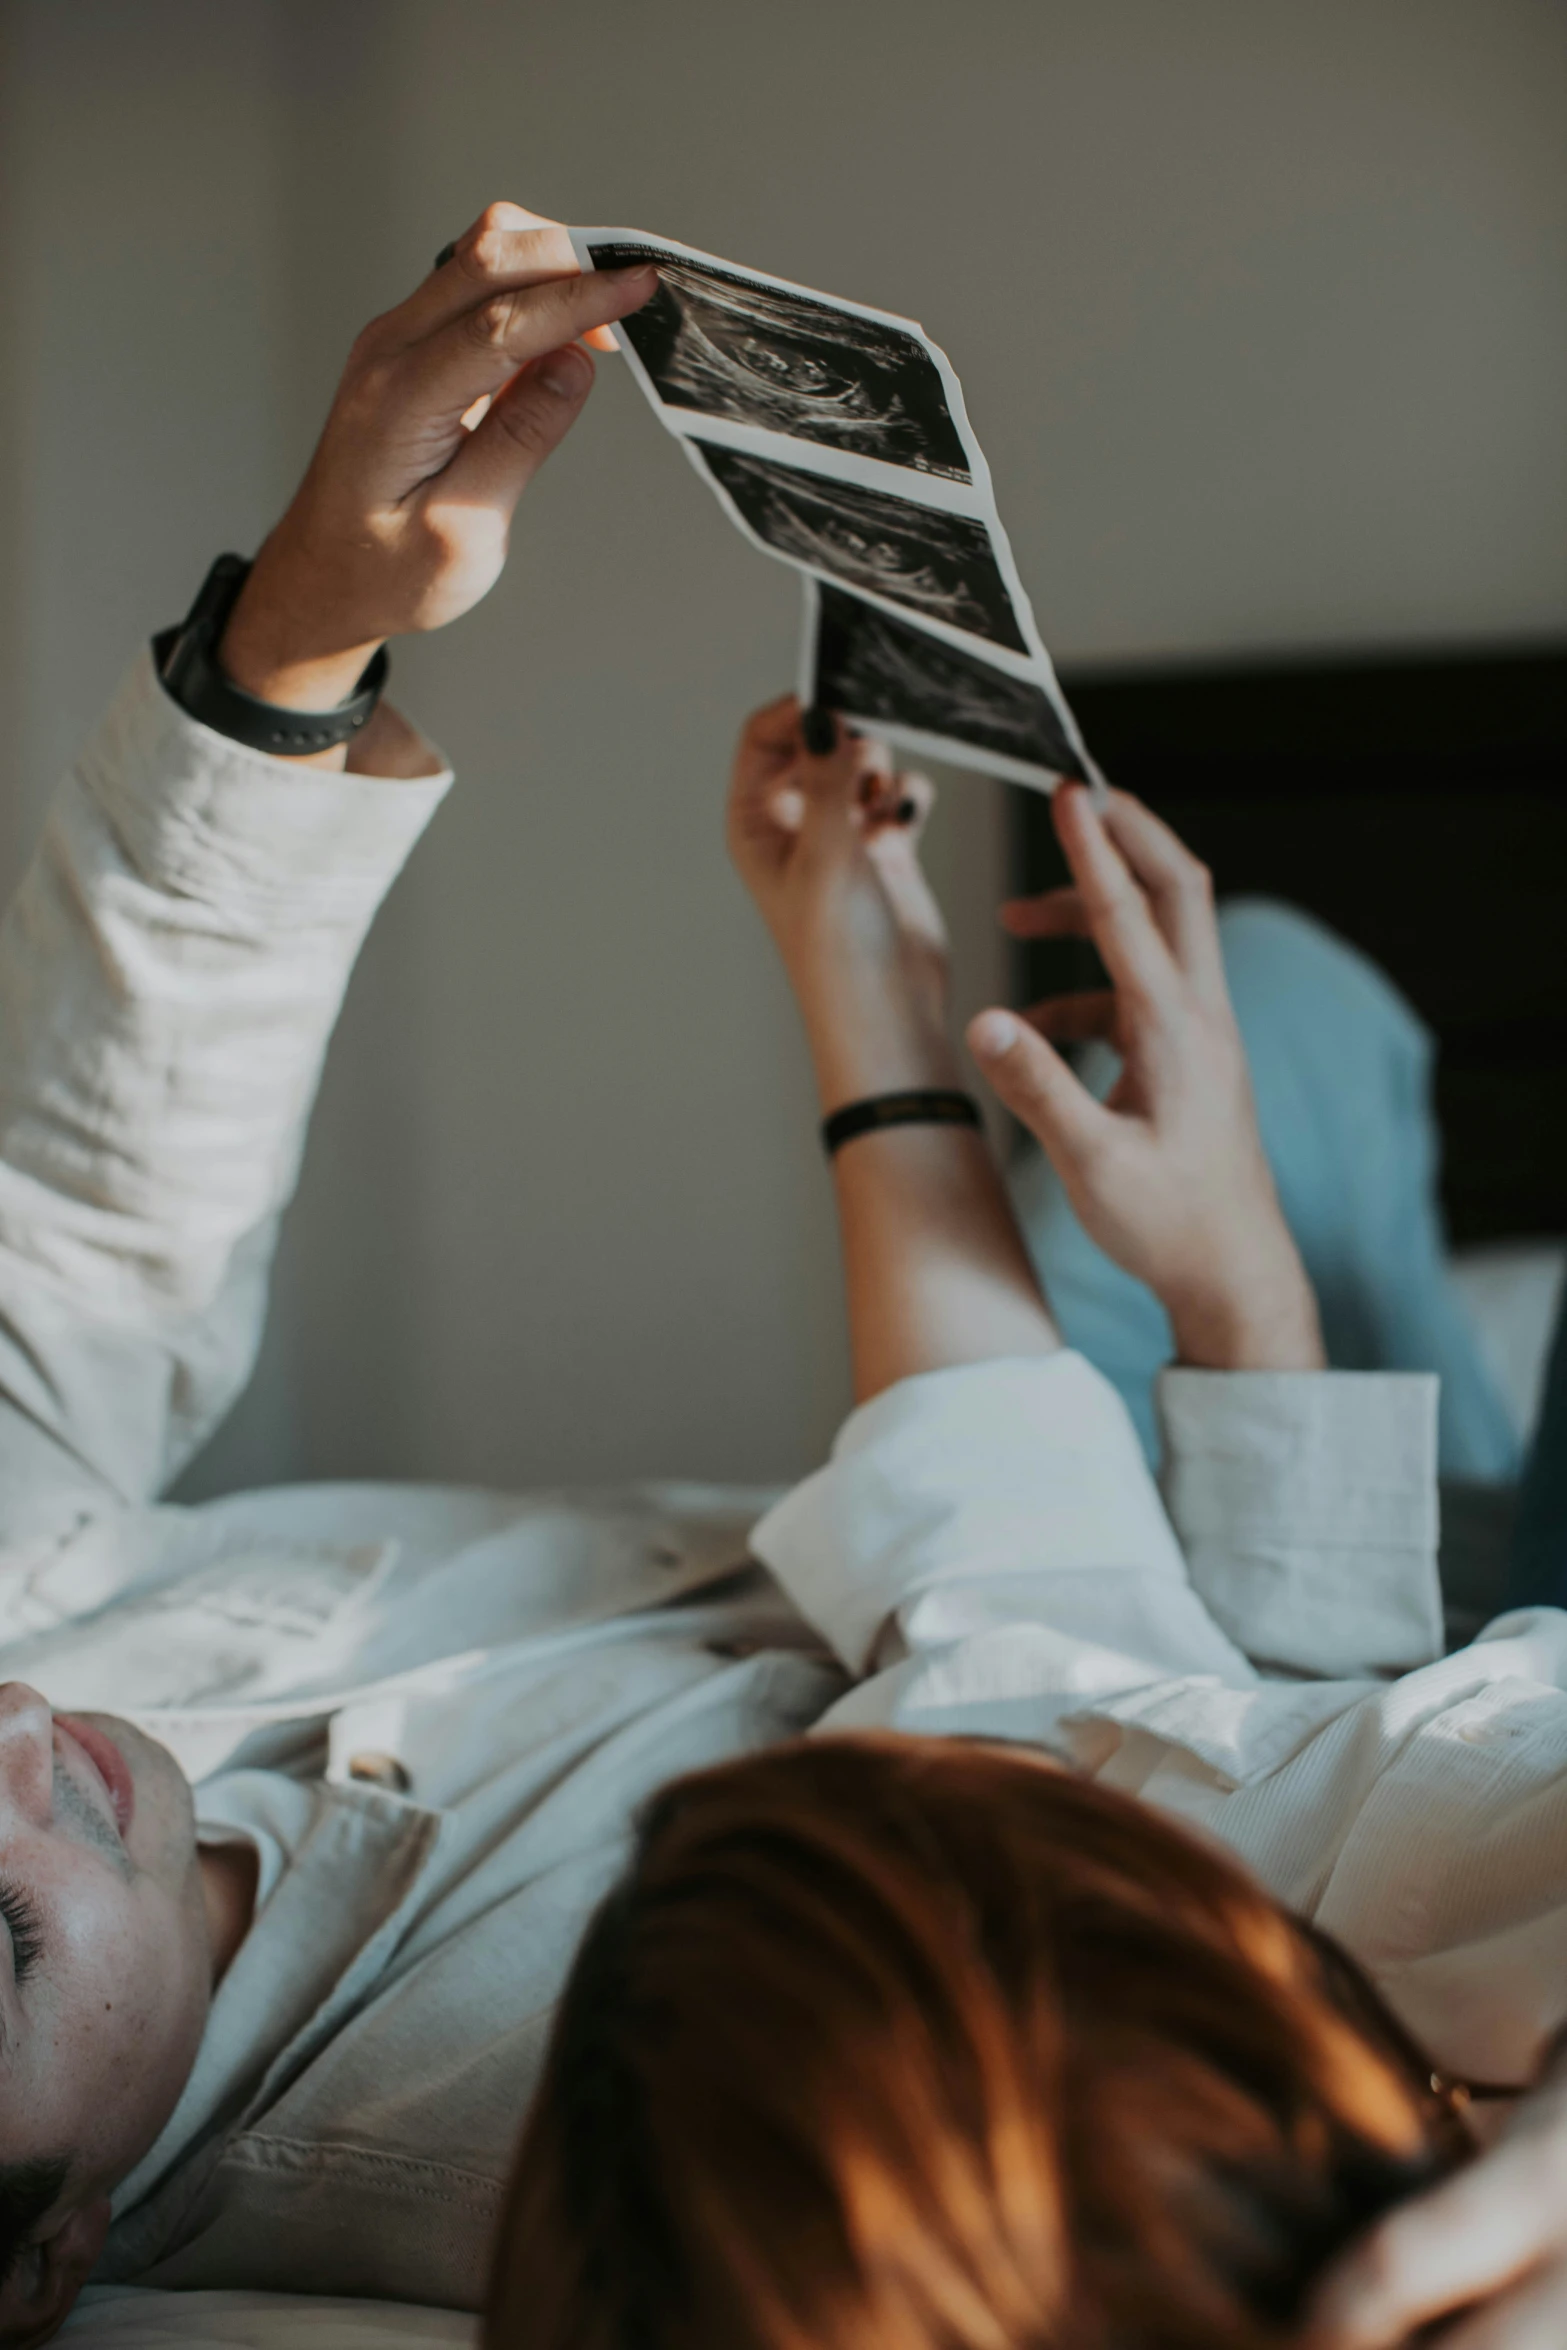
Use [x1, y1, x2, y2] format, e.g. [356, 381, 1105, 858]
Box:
[728, 698, 955, 1111]
[730, 696, 1058, 1397]
[1304, 2062, 1567, 2349]
[218, 200, 655, 726]
[965, 784, 1323, 1371]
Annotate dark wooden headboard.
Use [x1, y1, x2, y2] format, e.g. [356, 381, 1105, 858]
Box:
[1013, 644, 1567, 1246]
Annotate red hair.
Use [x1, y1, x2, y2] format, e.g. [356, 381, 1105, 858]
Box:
[487, 1735, 1464, 2350]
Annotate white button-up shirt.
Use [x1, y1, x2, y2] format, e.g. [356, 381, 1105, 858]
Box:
[8, 655, 1562, 2318]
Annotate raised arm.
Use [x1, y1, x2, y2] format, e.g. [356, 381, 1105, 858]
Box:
[727, 700, 1060, 1403]
[0, 203, 655, 1542]
[731, 702, 1249, 1698]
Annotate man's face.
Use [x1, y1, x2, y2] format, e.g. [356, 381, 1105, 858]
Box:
[0, 1685, 211, 2202]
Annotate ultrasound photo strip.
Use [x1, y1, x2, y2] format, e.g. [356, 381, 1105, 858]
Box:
[571, 226, 1100, 791]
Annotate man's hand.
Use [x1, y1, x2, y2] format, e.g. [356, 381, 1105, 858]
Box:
[1304, 2065, 1567, 2349]
[727, 697, 953, 1112]
[217, 201, 655, 730]
[965, 784, 1323, 1371]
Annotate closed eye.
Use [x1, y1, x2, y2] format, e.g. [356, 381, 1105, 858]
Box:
[0, 1881, 43, 1985]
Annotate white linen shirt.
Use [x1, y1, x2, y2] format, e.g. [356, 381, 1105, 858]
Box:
[2, 654, 1561, 2315]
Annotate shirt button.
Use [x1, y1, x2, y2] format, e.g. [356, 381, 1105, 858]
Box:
[347, 1750, 411, 1793]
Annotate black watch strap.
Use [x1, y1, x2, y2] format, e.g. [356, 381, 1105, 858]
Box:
[155, 553, 389, 756]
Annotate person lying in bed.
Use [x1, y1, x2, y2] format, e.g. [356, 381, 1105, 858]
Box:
[0, 197, 1557, 2350]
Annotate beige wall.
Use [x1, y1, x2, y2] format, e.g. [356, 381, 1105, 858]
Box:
[2, 0, 1564, 1496]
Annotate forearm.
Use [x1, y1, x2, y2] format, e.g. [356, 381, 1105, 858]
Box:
[800, 978, 1060, 1405]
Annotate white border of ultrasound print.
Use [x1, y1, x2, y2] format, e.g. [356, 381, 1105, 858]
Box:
[798, 578, 1098, 797]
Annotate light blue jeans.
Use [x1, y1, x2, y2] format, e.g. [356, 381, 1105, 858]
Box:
[1010, 900, 1522, 1484]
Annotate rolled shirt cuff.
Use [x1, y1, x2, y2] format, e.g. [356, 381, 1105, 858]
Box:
[1157, 1367, 1442, 1676]
[752, 1352, 1191, 1675]
[76, 647, 453, 927]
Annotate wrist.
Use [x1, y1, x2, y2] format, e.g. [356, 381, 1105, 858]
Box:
[217, 535, 383, 717]
[806, 1006, 963, 1118]
[1164, 1255, 1326, 1373]
[791, 955, 952, 1110]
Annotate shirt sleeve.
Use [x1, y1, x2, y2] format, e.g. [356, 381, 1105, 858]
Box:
[750, 1353, 1256, 1744]
[0, 649, 451, 1539]
[1156, 1367, 1443, 1676]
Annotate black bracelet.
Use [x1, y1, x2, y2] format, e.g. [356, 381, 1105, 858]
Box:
[821, 1090, 982, 1157]
[155, 553, 389, 757]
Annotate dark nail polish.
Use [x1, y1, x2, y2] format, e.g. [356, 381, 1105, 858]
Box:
[432, 241, 458, 272]
[896, 798, 918, 825]
[800, 706, 838, 756]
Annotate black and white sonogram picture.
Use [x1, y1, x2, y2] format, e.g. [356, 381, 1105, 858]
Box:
[811, 586, 1087, 786]
[690, 443, 1028, 655]
[585, 240, 973, 482]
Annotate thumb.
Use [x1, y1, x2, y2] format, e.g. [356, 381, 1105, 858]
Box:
[442, 341, 595, 511]
[967, 1009, 1107, 1168]
[794, 724, 873, 850]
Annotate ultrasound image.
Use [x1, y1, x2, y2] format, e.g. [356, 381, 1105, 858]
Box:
[691, 443, 1027, 653]
[812, 586, 1085, 780]
[589, 241, 972, 482]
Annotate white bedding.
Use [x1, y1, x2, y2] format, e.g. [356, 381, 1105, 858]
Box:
[61, 1243, 1566, 2350]
[1451, 1237, 1566, 1444]
[65, 2286, 473, 2348]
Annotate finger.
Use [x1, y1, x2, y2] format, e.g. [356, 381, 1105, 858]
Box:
[1052, 782, 1176, 1012]
[1021, 990, 1118, 1045]
[999, 886, 1088, 941]
[1095, 788, 1225, 1001]
[873, 769, 934, 838]
[399, 263, 656, 431]
[741, 694, 804, 756]
[388, 203, 584, 347]
[436, 342, 596, 510]
[854, 738, 899, 822]
[800, 725, 871, 804]
[1305, 2148, 1567, 2349]
[966, 1009, 1112, 1169]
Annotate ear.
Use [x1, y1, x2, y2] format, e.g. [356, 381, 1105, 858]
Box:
[0, 2196, 109, 2348]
